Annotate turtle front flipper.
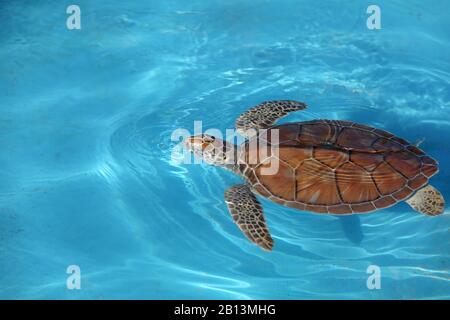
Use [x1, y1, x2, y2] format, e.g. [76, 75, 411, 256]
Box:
[224, 184, 274, 251]
[236, 100, 307, 137]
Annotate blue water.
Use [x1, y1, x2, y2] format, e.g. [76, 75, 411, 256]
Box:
[1, 0, 449, 299]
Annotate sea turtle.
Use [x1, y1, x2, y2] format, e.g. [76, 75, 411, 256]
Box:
[184, 100, 445, 251]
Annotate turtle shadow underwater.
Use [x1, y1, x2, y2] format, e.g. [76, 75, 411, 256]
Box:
[338, 215, 363, 245]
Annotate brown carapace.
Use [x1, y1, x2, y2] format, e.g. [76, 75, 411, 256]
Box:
[239, 119, 439, 215]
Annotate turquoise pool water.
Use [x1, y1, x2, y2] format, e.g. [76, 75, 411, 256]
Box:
[0, 0, 449, 299]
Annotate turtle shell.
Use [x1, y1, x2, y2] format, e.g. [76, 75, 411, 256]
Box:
[239, 120, 439, 214]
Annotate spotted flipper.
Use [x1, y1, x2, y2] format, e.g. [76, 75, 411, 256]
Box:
[235, 100, 307, 137]
[406, 185, 445, 216]
[224, 184, 274, 251]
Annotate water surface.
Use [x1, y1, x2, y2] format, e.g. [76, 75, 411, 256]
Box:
[0, 0, 449, 299]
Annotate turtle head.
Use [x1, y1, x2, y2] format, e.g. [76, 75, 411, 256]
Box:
[184, 134, 236, 166]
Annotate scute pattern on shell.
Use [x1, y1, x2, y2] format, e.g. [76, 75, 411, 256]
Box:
[239, 120, 439, 214]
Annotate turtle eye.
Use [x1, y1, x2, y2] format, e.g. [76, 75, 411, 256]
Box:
[204, 135, 215, 143]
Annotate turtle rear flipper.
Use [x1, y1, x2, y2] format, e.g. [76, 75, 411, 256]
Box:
[224, 184, 274, 251]
[406, 185, 445, 216]
[236, 100, 307, 137]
